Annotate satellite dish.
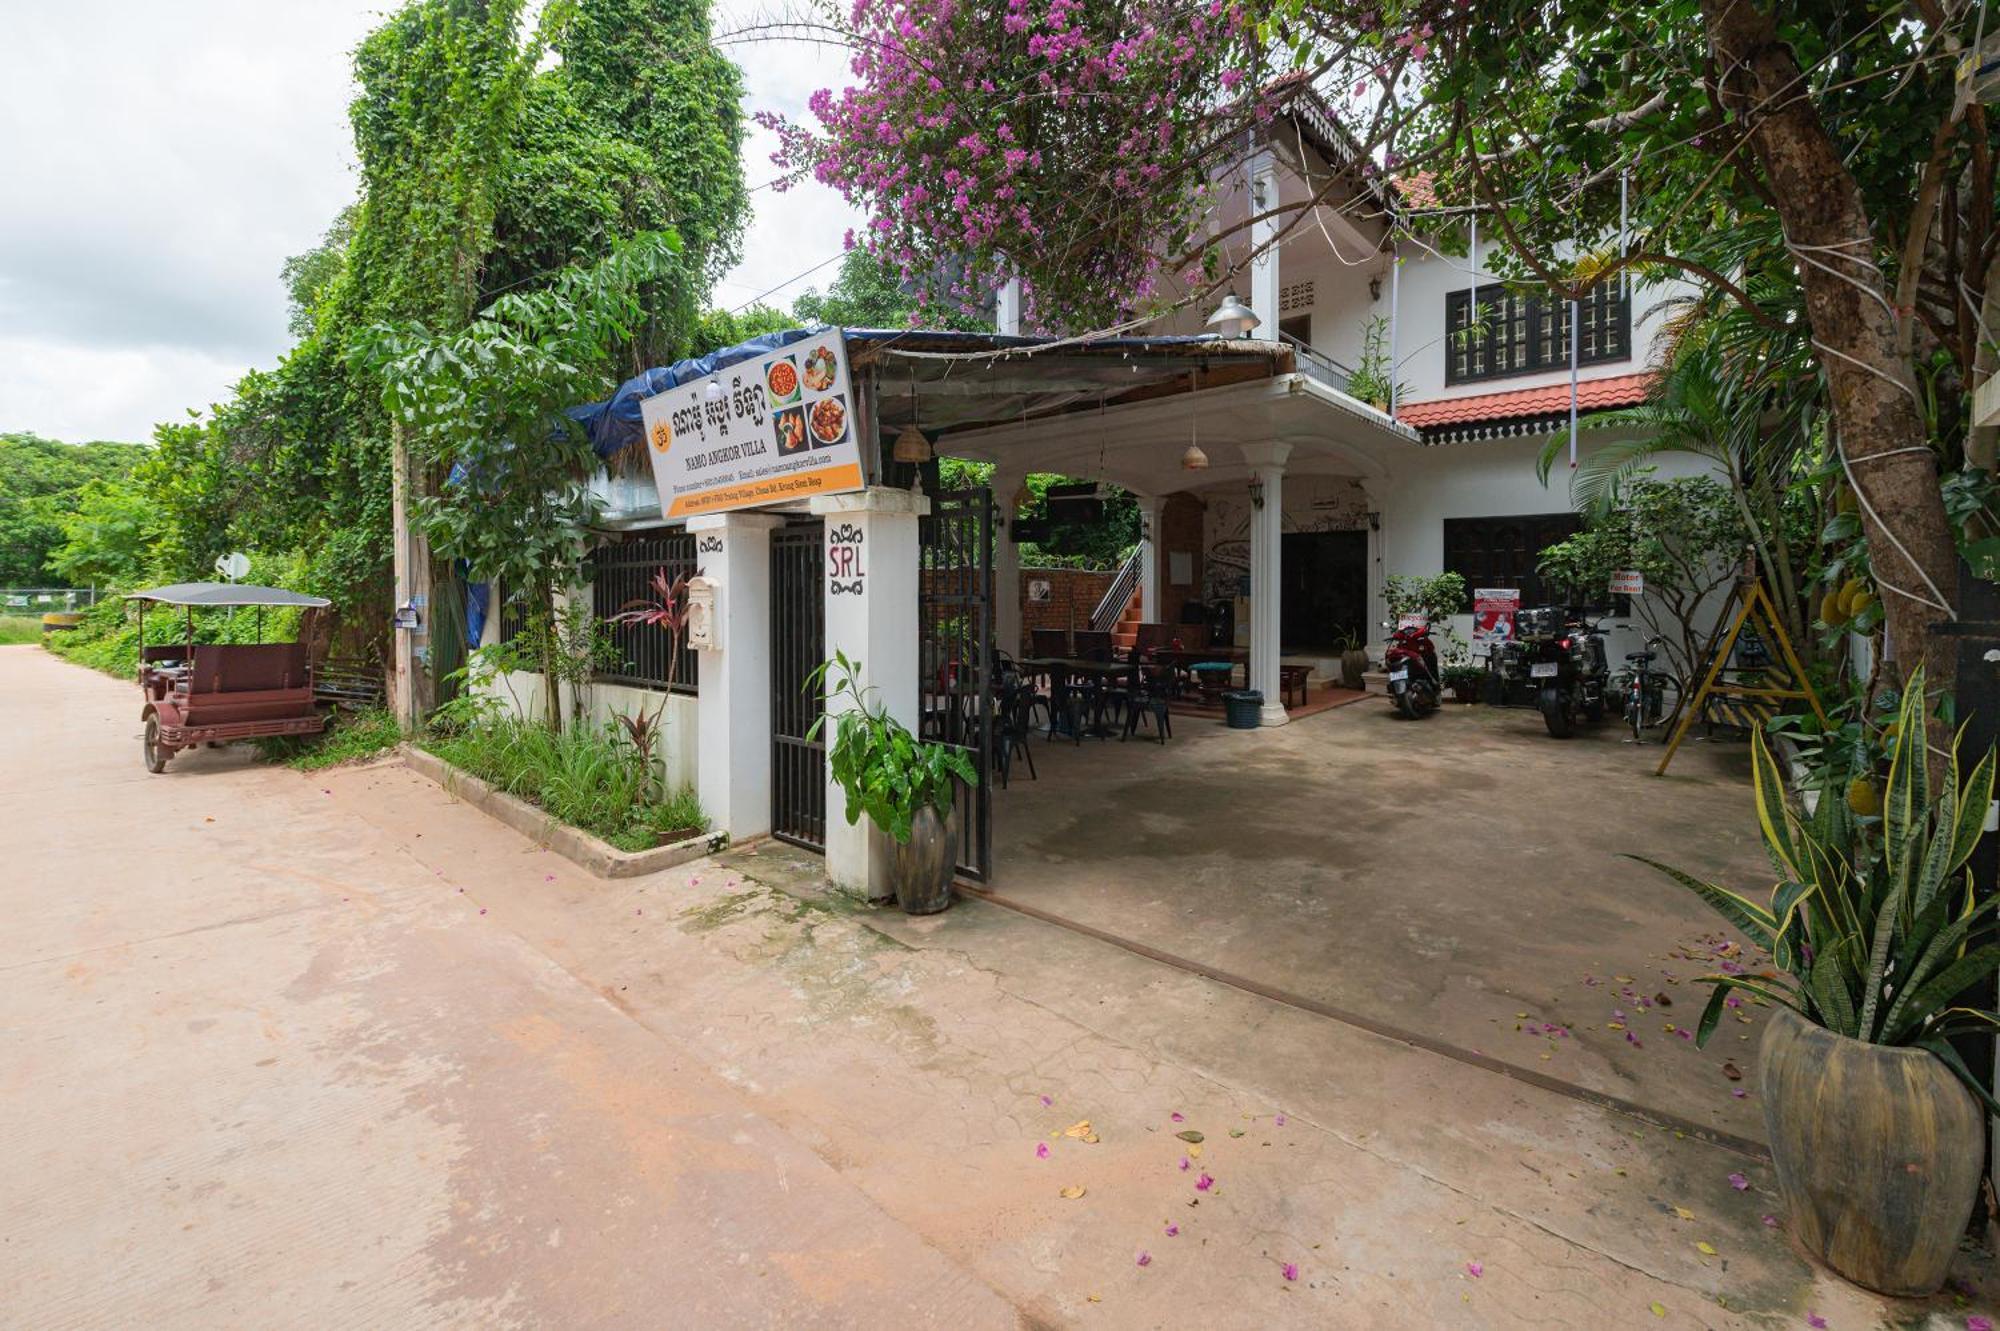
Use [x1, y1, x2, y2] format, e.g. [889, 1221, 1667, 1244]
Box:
[215, 552, 251, 582]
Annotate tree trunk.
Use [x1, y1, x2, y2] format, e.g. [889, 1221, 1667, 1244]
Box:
[537, 579, 563, 734]
[1702, 0, 1960, 697]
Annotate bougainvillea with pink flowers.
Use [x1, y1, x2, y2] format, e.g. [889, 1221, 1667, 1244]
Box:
[763, 0, 1285, 328]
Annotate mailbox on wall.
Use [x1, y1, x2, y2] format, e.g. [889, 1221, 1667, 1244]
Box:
[686, 576, 717, 650]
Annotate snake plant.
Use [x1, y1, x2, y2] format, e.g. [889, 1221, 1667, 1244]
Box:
[1634, 667, 2000, 1112]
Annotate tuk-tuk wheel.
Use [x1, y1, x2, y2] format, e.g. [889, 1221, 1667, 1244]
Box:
[144, 717, 168, 774]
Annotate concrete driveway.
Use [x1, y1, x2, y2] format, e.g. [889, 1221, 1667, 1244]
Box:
[988, 694, 1776, 1145]
[3, 644, 1987, 1328]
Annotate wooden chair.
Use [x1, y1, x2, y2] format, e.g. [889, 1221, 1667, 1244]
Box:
[1278, 664, 1313, 709]
[1030, 628, 1069, 657]
[1073, 629, 1113, 661]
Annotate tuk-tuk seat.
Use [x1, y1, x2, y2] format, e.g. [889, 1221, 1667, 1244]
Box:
[182, 644, 315, 728]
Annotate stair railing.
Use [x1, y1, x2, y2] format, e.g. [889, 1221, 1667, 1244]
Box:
[1090, 548, 1142, 634]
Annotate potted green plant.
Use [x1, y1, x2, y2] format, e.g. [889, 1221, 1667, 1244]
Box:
[1634, 669, 1996, 1296]
[1441, 663, 1485, 703]
[1332, 628, 1369, 691]
[810, 651, 979, 914]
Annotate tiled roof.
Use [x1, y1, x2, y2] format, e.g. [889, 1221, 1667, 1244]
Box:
[1395, 373, 1654, 433]
[1393, 171, 1440, 210]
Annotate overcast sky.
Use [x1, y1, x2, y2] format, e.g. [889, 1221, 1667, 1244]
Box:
[0, 0, 862, 444]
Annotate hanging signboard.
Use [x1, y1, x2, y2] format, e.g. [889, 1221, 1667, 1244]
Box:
[1472, 588, 1520, 644]
[641, 332, 865, 520]
[1608, 569, 1645, 597]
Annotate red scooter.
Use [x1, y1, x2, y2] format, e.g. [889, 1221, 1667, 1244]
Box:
[1383, 618, 1441, 719]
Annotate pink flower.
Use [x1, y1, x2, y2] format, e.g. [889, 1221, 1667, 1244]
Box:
[1967, 1317, 1993, 1331]
[1728, 1172, 1748, 1191]
[1164, 1223, 1179, 1237]
[1732, 1089, 1748, 1099]
[1035, 1142, 1049, 1159]
[1806, 1315, 1826, 1329]
[1761, 1214, 1779, 1227]
[544, 874, 554, 882]
[1195, 1173, 1213, 1191]
[478, 907, 487, 915]
[1466, 1261, 1483, 1278]
[1179, 1156, 1190, 1171]
[1135, 1250, 1151, 1267]
[1274, 1113, 1287, 1126]
[1281, 1262, 1299, 1281]
[1040, 1094, 1052, 1107]
[1171, 1111, 1183, 1122]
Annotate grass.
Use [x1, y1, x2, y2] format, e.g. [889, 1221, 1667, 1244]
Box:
[259, 707, 404, 771]
[422, 715, 705, 851]
[0, 616, 44, 645]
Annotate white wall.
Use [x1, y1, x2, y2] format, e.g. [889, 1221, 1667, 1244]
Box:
[482, 671, 700, 795]
[1371, 431, 1720, 664]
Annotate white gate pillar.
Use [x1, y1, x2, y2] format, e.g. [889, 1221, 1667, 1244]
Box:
[688, 512, 784, 844]
[1136, 494, 1167, 626]
[810, 486, 929, 900]
[993, 466, 1026, 657]
[1248, 150, 1280, 342]
[1241, 441, 1292, 725]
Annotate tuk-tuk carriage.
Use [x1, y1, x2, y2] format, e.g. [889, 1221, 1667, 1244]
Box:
[131, 582, 332, 773]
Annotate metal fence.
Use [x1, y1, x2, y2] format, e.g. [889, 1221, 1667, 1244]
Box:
[587, 533, 699, 694]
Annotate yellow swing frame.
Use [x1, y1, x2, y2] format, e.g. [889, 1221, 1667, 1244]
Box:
[1655, 576, 1828, 776]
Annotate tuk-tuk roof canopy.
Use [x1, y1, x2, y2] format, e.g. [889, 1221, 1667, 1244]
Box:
[126, 582, 332, 608]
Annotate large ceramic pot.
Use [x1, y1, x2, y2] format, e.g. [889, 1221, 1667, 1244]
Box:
[891, 803, 958, 915]
[1760, 1005, 1984, 1296]
[1340, 648, 1369, 691]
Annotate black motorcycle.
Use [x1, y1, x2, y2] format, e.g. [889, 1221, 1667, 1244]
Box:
[1508, 606, 1610, 738]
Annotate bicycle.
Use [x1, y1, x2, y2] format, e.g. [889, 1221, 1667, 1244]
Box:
[1618, 636, 1680, 743]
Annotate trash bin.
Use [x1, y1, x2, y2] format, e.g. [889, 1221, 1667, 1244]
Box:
[1224, 690, 1263, 729]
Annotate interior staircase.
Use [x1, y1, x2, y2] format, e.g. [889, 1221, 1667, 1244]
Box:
[1109, 585, 1144, 654]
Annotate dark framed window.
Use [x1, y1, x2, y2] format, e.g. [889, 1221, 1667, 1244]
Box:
[587, 531, 700, 693]
[1442, 513, 1584, 609]
[1445, 282, 1630, 384]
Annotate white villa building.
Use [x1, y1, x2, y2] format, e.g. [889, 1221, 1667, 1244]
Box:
[433, 91, 1714, 895]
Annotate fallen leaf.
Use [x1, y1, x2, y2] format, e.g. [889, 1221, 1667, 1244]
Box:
[1722, 1062, 1743, 1081]
[1175, 1129, 1204, 1143]
[1650, 1302, 1667, 1318]
[1229, 1128, 1246, 1138]
[1696, 1241, 1717, 1256]
[1654, 991, 1672, 1007]
[1187, 1143, 1203, 1159]
[1063, 1120, 1094, 1139]
[1059, 1185, 1086, 1199]
[1672, 1206, 1695, 1221]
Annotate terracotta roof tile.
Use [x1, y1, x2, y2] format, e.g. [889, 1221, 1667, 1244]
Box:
[1393, 171, 1440, 210]
[1394, 372, 1654, 431]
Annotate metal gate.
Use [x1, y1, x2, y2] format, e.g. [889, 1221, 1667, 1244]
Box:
[771, 522, 826, 851]
[919, 488, 994, 881]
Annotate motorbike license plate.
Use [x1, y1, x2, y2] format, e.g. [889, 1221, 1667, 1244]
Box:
[1530, 662, 1560, 679]
[1388, 668, 1408, 682]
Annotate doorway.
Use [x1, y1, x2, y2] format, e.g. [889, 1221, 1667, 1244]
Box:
[1280, 530, 1367, 650]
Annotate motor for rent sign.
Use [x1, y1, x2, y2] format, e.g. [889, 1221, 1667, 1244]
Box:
[642, 332, 865, 519]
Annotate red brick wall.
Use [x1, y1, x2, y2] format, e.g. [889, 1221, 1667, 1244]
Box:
[1018, 567, 1115, 655]
[1154, 493, 1206, 633]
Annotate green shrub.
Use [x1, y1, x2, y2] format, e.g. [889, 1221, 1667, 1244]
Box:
[423, 715, 705, 850]
[0, 616, 43, 645]
[260, 708, 403, 771]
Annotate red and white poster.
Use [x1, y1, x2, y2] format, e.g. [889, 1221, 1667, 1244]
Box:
[1609, 569, 1645, 597]
[1473, 588, 1521, 644]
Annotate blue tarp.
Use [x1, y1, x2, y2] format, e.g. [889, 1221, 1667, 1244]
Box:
[567, 327, 821, 462]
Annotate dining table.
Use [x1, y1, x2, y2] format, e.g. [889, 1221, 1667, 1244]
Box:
[1015, 656, 1132, 738]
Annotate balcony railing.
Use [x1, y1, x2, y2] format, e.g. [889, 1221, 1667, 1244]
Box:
[1279, 331, 1361, 398]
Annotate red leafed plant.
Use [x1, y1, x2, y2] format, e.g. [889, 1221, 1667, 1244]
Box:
[613, 568, 691, 691]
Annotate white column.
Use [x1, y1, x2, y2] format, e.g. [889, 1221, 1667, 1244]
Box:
[1241, 441, 1291, 725]
[688, 511, 783, 844]
[1248, 149, 1280, 342]
[1136, 494, 1167, 627]
[810, 486, 929, 901]
[996, 278, 1023, 336]
[993, 466, 1026, 657]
